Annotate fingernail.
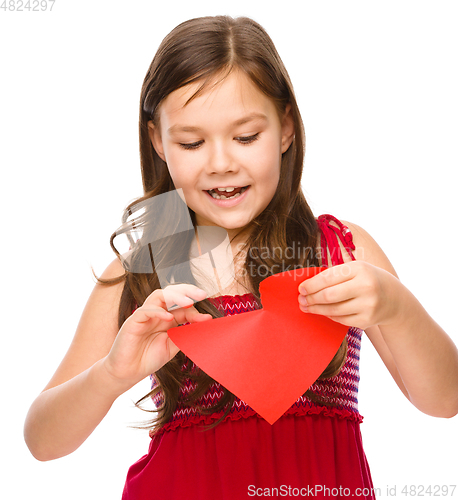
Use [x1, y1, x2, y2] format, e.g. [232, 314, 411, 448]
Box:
[298, 295, 308, 306]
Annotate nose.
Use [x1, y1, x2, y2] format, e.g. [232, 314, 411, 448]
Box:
[206, 141, 239, 175]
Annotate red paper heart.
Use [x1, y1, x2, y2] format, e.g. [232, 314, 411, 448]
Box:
[167, 268, 349, 424]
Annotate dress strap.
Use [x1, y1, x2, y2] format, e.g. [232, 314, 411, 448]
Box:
[316, 214, 356, 267]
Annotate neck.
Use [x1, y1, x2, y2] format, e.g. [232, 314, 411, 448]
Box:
[190, 224, 252, 297]
[228, 225, 252, 251]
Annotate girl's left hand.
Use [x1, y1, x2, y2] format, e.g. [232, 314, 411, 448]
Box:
[298, 261, 403, 330]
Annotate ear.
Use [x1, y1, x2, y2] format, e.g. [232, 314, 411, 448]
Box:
[147, 120, 166, 161]
[280, 104, 295, 154]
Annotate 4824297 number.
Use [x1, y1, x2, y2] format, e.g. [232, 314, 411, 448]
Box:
[401, 485, 457, 496]
[1, 0, 55, 11]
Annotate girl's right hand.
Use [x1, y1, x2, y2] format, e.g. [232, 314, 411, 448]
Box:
[101, 284, 212, 391]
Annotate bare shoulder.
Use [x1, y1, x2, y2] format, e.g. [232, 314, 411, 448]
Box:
[42, 258, 127, 392]
[341, 220, 399, 278]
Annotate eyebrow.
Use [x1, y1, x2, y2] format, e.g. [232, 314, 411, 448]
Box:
[167, 112, 268, 134]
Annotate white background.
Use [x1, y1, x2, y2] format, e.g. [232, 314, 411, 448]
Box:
[1, 0, 457, 498]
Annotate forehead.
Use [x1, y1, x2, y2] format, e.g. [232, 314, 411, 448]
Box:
[158, 71, 279, 132]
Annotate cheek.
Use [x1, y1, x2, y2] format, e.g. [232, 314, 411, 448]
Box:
[265, 153, 282, 197]
[267, 170, 280, 200]
[166, 166, 187, 191]
[251, 149, 281, 207]
[164, 152, 195, 189]
[257, 145, 282, 181]
[168, 171, 190, 191]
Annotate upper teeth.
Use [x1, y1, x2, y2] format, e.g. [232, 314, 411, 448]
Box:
[214, 187, 236, 192]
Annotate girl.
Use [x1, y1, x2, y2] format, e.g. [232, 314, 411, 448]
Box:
[24, 15, 458, 499]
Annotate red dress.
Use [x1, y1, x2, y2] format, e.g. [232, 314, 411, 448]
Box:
[122, 215, 375, 499]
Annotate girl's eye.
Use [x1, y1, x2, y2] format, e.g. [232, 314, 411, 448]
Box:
[236, 133, 259, 145]
[178, 134, 259, 150]
[179, 140, 203, 150]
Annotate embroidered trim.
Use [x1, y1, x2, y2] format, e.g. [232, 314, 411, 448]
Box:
[150, 405, 363, 437]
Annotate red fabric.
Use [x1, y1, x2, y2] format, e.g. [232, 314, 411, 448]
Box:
[122, 215, 376, 499]
[317, 214, 356, 267]
[123, 415, 374, 499]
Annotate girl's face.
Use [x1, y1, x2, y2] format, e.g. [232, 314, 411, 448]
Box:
[148, 70, 294, 241]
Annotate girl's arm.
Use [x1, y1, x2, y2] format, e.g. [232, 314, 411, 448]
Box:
[24, 259, 211, 461]
[355, 224, 458, 418]
[24, 260, 127, 461]
[298, 222, 458, 418]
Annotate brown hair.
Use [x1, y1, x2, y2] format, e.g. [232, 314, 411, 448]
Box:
[102, 15, 348, 433]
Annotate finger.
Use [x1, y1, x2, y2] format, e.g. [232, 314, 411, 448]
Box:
[169, 304, 213, 325]
[300, 297, 358, 318]
[325, 314, 358, 328]
[162, 285, 208, 310]
[184, 308, 213, 323]
[164, 293, 194, 310]
[298, 264, 354, 296]
[133, 305, 175, 325]
[142, 284, 207, 311]
[301, 279, 358, 307]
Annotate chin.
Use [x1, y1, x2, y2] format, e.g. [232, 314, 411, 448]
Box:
[223, 222, 253, 234]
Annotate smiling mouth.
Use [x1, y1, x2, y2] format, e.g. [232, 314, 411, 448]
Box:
[207, 186, 249, 200]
